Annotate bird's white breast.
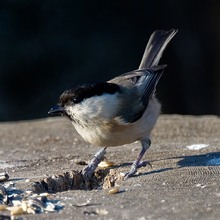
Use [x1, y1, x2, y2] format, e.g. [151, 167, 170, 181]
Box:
[65, 95, 161, 147]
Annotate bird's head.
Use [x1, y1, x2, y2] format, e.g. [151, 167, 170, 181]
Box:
[48, 83, 120, 121]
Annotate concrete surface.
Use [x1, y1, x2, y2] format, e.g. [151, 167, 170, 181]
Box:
[0, 115, 220, 219]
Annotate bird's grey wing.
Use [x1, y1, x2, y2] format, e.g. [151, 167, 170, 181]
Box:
[136, 65, 165, 107]
[108, 69, 147, 87]
[112, 65, 166, 123]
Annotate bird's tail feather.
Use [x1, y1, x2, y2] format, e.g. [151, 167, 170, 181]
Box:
[139, 29, 178, 69]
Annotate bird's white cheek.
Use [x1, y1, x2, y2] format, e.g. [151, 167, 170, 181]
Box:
[84, 94, 121, 118]
[66, 93, 121, 119]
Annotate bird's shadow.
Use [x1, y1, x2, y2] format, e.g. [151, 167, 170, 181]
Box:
[113, 151, 220, 177]
[112, 162, 173, 177]
[173, 151, 220, 167]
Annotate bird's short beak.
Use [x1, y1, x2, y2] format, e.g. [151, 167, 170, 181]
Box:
[48, 105, 65, 116]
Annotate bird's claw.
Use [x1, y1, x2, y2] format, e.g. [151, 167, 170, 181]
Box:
[82, 165, 93, 181]
[81, 147, 107, 187]
[137, 160, 152, 169]
[124, 160, 152, 179]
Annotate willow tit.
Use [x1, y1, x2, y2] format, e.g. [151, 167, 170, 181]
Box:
[49, 29, 178, 182]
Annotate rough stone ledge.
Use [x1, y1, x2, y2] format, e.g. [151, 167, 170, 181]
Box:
[0, 115, 219, 219]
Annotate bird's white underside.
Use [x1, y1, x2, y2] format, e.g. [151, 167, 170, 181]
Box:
[65, 93, 161, 146]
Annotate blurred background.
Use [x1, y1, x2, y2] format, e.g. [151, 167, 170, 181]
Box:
[0, 0, 219, 121]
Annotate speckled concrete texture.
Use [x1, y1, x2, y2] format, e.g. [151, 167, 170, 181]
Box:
[0, 115, 219, 219]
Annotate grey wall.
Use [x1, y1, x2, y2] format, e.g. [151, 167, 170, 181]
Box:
[0, 1, 219, 121]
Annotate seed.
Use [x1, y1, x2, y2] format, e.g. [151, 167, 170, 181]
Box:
[10, 207, 25, 215]
[0, 204, 7, 211]
[26, 198, 45, 213]
[21, 201, 28, 212]
[0, 172, 9, 182]
[26, 207, 36, 214]
[25, 190, 32, 195]
[44, 202, 55, 212]
[108, 187, 119, 194]
[12, 200, 22, 206]
[0, 185, 8, 204]
[98, 161, 114, 168]
[39, 193, 49, 197]
[95, 208, 108, 215]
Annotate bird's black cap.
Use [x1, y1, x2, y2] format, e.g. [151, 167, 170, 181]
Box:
[59, 82, 120, 105]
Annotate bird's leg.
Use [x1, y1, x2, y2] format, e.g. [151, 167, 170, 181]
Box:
[82, 147, 107, 182]
[125, 139, 151, 178]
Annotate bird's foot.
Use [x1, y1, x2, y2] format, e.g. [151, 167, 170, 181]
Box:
[124, 160, 152, 179]
[137, 160, 152, 169]
[82, 147, 107, 187]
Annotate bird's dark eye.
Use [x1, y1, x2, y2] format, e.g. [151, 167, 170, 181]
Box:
[73, 97, 83, 104]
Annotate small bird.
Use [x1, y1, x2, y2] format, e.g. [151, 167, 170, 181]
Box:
[48, 29, 178, 182]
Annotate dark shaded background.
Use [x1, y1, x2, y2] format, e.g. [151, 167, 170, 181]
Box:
[0, 1, 220, 121]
